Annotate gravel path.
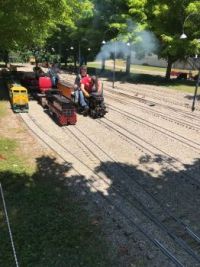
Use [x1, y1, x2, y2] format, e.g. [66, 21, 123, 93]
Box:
[18, 65, 200, 267]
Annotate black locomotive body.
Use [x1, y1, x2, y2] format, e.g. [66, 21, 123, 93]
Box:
[88, 94, 107, 118]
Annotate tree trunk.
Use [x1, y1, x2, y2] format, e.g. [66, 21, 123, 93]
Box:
[126, 54, 131, 74]
[165, 57, 173, 80]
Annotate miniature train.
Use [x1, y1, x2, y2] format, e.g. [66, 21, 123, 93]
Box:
[47, 93, 77, 126]
[18, 68, 107, 125]
[7, 82, 29, 113]
[36, 77, 77, 126]
[88, 94, 107, 118]
[36, 76, 107, 120]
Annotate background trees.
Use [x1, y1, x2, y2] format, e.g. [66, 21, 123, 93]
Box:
[0, 0, 76, 51]
[1, 0, 200, 78]
[144, 0, 200, 78]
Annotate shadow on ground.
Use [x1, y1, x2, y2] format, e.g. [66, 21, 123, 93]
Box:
[0, 78, 9, 100]
[0, 156, 116, 267]
[86, 66, 196, 89]
[0, 153, 200, 266]
[184, 94, 200, 101]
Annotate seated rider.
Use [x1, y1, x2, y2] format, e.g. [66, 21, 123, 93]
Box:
[33, 62, 44, 79]
[74, 65, 91, 114]
[48, 63, 60, 87]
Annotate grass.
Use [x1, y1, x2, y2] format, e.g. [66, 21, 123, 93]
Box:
[126, 73, 196, 93]
[131, 64, 166, 72]
[0, 138, 31, 174]
[0, 102, 7, 117]
[0, 138, 116, 267]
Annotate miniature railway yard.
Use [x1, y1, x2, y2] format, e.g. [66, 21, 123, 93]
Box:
[1, 1, 200, 266]
[1, 63, 197, 266]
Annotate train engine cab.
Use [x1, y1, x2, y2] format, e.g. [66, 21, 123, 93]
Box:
[47, 94, 77, 126]
[9, 84, 29, 113]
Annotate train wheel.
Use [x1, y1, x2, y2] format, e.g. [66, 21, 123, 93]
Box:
[90, 110, 96, 118]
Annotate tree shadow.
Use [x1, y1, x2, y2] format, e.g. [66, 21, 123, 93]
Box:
[184, 94, 200, 101]
[93, 156, 200, 265]
[0, 156, 115, 267]
[1, 151, 200, 266]
[95, 155, 200, 223]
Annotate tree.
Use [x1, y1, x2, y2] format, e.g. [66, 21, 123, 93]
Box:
[91, 0, 150, 74]
[45, 0, 96, 67]
[144, 0, 200, 79]
[0, 0, 76, 51]
[90, 0, 127, 72]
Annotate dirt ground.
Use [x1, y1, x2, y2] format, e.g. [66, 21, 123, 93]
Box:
[2, 63, 200, 266]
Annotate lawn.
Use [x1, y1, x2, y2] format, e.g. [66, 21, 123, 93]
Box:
[0, 102, 7, 117]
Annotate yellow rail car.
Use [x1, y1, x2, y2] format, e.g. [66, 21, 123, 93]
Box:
[8, 83, 29, 113]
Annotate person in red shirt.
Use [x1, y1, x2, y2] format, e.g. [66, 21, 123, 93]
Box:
[74, 66, 103, 115]
[80, 74, 92, 97]
[74, 65, 91, 114]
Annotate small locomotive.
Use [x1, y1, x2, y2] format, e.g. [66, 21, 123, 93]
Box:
[74, 71, 107, 118]
[8, 83, 29, 113]
[88, 94, 107, 118]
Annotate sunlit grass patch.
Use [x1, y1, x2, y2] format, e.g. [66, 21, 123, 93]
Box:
[0, 102, 7, 117]
[0, 137, 31, 174]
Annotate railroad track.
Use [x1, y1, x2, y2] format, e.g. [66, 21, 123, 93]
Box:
[64, 73, 200, 115]
[95, 116, 200, 190]
[64, 74, 200, 129]
[64, 125, 200, 257]
[107, 103, 200, 153]
[110, 82, 200, 113]
[105, 91, 200, 133]
[19, 112, 200, 266]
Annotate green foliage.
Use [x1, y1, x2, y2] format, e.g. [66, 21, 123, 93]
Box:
[0, 0, 75, 50]
[2, 0, 198, 71]
[128, 0, 147, 21]
[145, 0, 200, 62]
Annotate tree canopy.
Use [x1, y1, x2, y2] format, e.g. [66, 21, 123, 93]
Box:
[0, 0, 75, 50]
[1, 0, 200, 78]
[144, 0, 200, 78]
